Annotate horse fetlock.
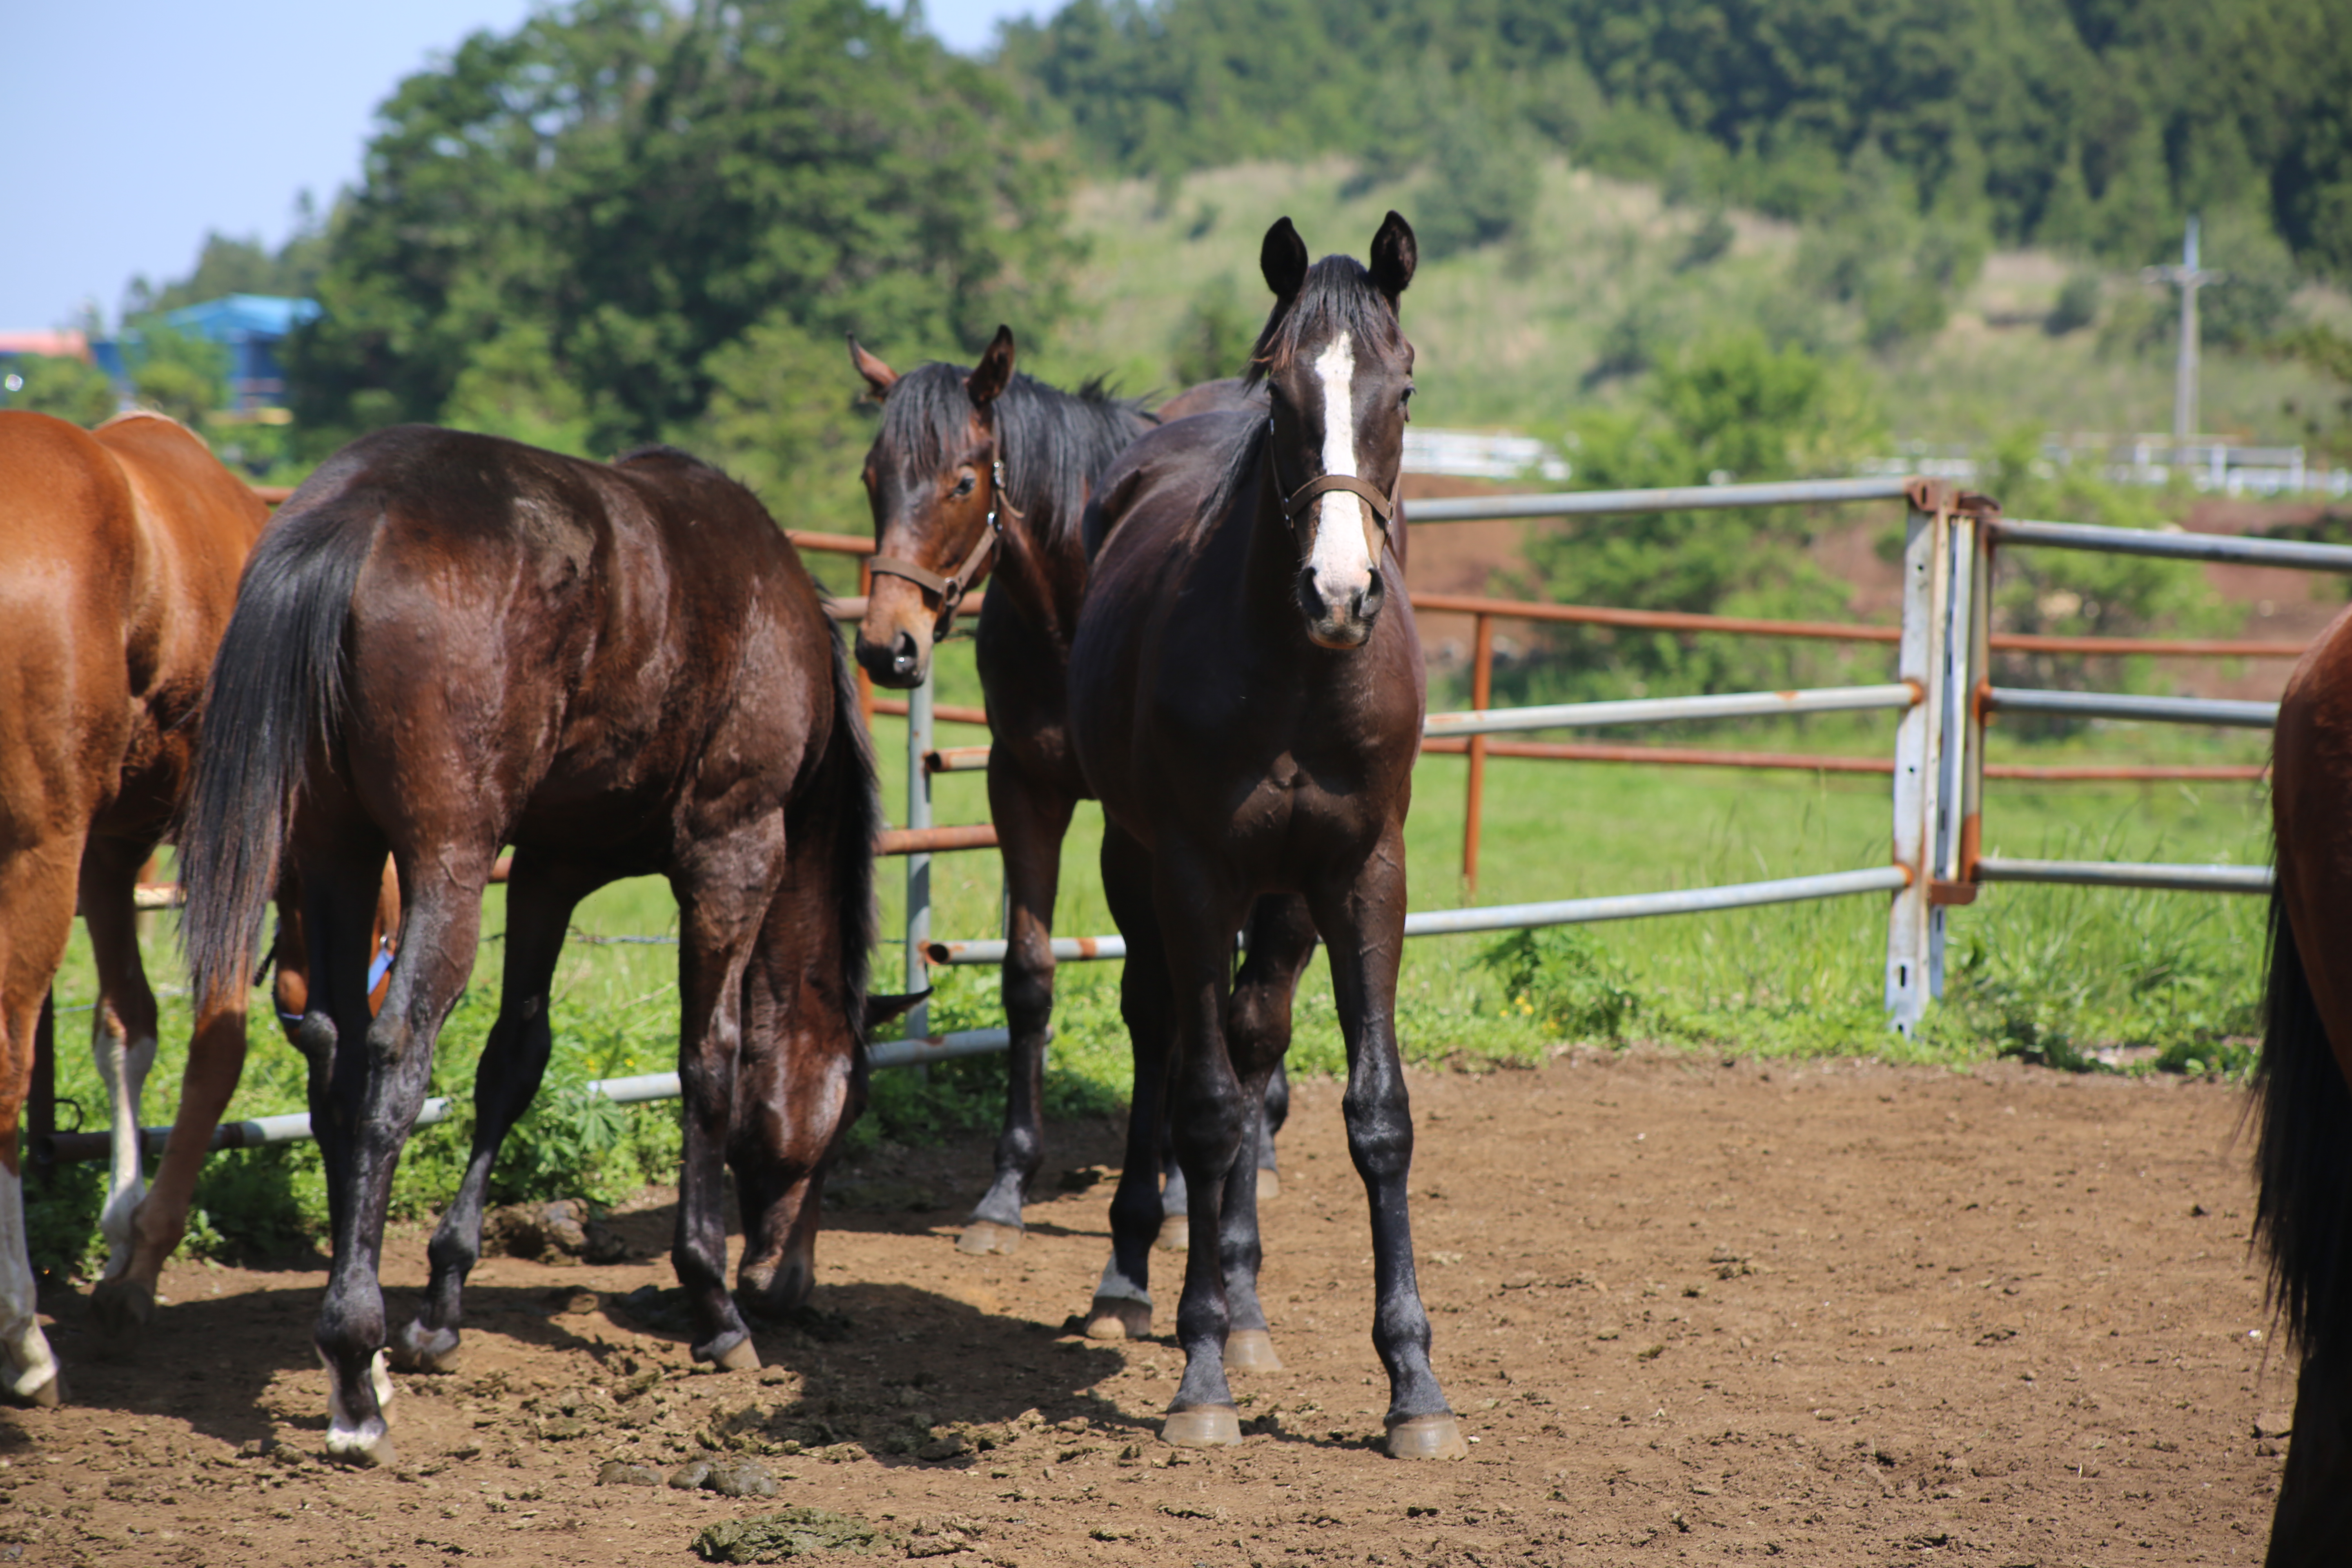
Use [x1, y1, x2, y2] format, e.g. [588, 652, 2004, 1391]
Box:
[389, 1320, 464, 1374]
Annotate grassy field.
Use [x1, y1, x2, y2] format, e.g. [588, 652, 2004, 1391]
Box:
[1020, 156, 2349, 452]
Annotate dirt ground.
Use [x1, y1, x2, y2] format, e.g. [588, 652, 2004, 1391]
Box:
[11, 1048, 2294, 1566]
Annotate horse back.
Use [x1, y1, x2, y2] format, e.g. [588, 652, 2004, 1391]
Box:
[315, 428, 826, 859]
[0, 412, 264, 838]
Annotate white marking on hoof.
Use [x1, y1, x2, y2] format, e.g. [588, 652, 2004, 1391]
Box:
[326, 1418, 396, 1468]
[1094, 1258, 1151, 1305]
[370, 1348, 396, 1426]
[0, 1169, 61, 1405]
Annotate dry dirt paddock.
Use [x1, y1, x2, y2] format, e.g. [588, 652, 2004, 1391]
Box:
[7, 1049, 2293, 1567]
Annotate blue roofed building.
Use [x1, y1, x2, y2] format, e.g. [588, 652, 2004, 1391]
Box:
[93, 294, 321, 414]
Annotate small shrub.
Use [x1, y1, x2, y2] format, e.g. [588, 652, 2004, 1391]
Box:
[2044, 272, 2101, 336]
[1480, 929, 1642, 1042]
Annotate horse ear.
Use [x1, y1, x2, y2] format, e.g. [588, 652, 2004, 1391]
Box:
[864, 989, 929, 1032]
[847, 334, 898, 397]
[965, 325, 1017, 410]
[1369, 211, 1417, 305]
[1261, 216, 1309, 301]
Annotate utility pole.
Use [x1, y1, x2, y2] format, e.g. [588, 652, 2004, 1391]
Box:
[2142, 216, 2224, 459]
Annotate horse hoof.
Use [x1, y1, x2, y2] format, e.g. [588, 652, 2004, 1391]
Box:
[1161, 1405, 1243, 1448]
[712, 1336, 761, 1372]
[1083, 1297, 1153, 1340]
[389, 1322, 463, 1375]
[1155, 1216, 1189, 1252]
[4, 1370, 61, 1409]
[957, 1221, 1022, 1257]
[1255, 1167, 1280, 1201]
[1384, 1413, 1469, 1460]
[327, 1420, 397, 1468]
[89, 1276, 156, 1351]
[1225, 1330, 1283, 1371]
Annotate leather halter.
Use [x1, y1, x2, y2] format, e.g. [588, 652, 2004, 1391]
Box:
[867, 452, 1012, 638]
[1268, 421, 1400, 566]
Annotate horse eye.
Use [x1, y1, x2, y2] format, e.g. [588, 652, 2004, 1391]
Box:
[952, 473, 976, 497]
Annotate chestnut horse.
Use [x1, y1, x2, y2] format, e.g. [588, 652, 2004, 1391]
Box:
[0, 410, 276, 1403]
[180, 427, 890, 1465]
[1065, 213, 1464, 1456]
[847, 334, 1283, 1263]
[2255, 600, 2352, 1559]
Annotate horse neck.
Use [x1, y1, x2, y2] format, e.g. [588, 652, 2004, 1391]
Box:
[993, 398, 1147, 647]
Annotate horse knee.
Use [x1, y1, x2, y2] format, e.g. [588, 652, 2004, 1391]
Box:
[1341, 1091, 1414, 1179]
[1002, 954, 1055, 1029]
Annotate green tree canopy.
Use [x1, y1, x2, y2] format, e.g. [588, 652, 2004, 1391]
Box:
[998, 0, 2352, 279]
[289, 0, 1078, 468]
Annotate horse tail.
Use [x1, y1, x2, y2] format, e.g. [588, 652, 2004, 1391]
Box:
[2253, 883, 2352, 1354]
[181, 503, 374, 1013]
[812, 622, 882, 1051]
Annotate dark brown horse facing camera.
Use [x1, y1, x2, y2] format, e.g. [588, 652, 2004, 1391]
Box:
[1066, 212, 1465, 1458]
[2254, 599, 2352, 1560]
[179, 427, 904, 1466]
[846, 330, 1285, 1259]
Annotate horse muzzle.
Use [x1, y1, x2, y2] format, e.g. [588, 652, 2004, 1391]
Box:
[1297, 564, 1385, 650]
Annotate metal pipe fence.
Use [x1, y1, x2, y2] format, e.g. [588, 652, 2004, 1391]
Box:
[72, 480, 2296, 1161]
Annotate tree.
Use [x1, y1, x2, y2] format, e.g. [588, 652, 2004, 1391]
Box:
[122, 321, 230, 426]
[289, 0, 1078, 459]
[0, 355, 118, 426]
[1515, 332, 1879, 700]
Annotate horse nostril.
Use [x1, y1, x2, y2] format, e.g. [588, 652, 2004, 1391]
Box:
[890, 630, 919, 675]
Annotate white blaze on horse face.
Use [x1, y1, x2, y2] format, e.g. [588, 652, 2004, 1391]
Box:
[1306, 334, 1375, 599]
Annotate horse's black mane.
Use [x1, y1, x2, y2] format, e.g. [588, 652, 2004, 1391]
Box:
[879, 362, 1151, 551]
[1244, 254, 1405, 388]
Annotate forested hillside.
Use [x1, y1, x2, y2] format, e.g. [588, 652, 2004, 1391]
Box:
[999, 0, 2352, 278]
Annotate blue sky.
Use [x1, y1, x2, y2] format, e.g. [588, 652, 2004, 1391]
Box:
[0, 0, 1045, 332]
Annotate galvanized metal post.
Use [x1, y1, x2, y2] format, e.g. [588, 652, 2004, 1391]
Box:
[1957, 504, 1994, 891]
[1462, 612, 1494, 893]
[904, 661, 934, 1042]
[1885, 484, 1951, 1033]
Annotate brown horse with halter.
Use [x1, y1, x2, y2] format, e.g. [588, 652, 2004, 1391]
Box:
[180, 426, 898, 1465]
[2254, 601, 2352, 1558]
[1065, 213, 1464, 1456]
[0, 409, 292, 1401]
[848, 333, 1285, 1266]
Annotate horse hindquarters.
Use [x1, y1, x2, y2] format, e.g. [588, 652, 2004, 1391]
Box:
[2256, 893, 2352, 1561]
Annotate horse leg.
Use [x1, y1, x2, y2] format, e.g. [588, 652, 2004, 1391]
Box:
[961, 768, 1075, 1255]
[313, 843, 484, 1467]
[1307, 827, 1464, 1460]
[1218, 895, 1319, 1372]
[0, 844, 78, 1407]
[1258, 1059, 1291, 1194]
[1083, 824, 1174, 1341]
[671, 819, 790, 1370]
[394, 854, 604, 1374]
[92, 831, 256, 1347]
[80, 837, 160, 1302]
[1152, 845, 1253, 1448]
